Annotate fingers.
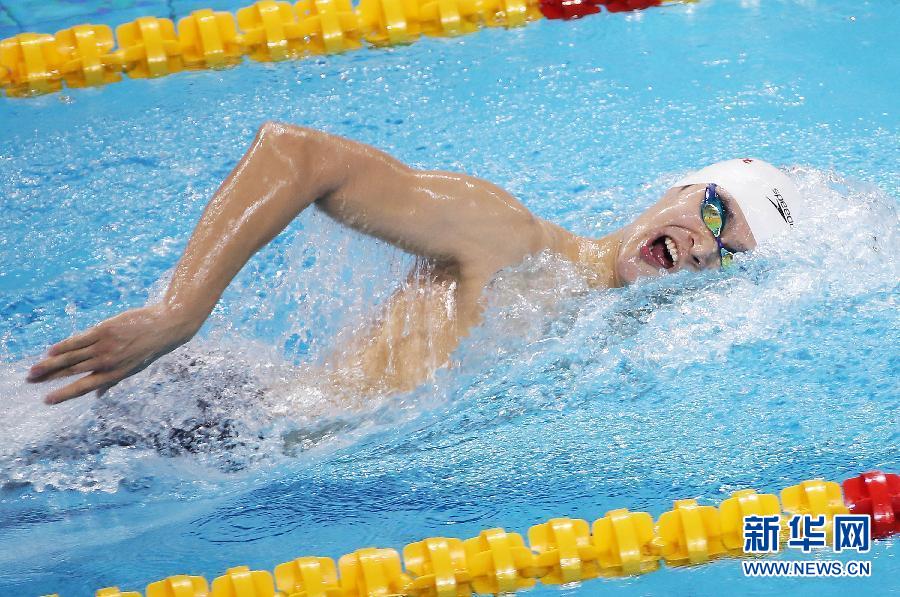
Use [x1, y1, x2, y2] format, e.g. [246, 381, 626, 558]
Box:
[27, 345, 96, 383]
[45, 370, 122, 405]
[47, 328, 100, 357]
[39, 357, 107, 383]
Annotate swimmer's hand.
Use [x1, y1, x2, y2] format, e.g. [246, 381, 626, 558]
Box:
[26, 304, 195, 404]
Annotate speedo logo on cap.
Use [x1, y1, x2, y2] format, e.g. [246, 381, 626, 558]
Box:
[766, 188, 794, 226]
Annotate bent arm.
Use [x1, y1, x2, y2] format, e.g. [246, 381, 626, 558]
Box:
[169, 121, 549, 321]
[161, 121, 352, 328]
[28, 122, 548, 403]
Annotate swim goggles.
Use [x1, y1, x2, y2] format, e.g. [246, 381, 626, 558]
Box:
[700, 183, 735, 269]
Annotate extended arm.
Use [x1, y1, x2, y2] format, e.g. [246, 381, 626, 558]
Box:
[28, 122, 552, 403]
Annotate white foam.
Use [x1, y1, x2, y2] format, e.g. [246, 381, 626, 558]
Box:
[2, 167, 895, 491]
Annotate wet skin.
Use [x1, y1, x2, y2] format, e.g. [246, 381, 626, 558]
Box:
[27, 123, 756, 403]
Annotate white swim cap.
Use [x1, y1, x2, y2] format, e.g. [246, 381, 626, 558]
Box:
[674, 158, 804, 245]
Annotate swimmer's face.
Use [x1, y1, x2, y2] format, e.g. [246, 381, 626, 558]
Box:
[614, 184, 757, 285]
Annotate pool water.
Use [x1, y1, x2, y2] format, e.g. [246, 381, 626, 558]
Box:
[1, 0, 898, 595]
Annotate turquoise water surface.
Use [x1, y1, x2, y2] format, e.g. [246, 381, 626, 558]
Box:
[1, 0, 898, 595]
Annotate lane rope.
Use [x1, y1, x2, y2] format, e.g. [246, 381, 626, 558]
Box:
[38, 470, 899, 596]
[0, 0, 691, 97]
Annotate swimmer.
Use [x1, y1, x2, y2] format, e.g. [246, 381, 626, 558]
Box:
[27, 123, 804, 403]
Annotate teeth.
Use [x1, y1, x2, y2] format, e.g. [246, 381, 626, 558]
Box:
[664, 237, 679, 264]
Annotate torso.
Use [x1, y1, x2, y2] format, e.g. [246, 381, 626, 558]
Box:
[321, 219, 603, 396]
[323, 259, 486, 395]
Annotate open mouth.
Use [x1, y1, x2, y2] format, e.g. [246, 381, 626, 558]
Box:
[640, 234, 679, 270]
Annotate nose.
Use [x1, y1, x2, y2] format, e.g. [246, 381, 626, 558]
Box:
[690, 232, 720, 270]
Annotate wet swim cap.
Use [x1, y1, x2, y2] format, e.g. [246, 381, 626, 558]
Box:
[674, 158, 803, 245]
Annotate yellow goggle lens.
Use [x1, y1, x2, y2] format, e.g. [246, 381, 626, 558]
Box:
[720, 249, 735, 269]
[702, 203, 724, 236]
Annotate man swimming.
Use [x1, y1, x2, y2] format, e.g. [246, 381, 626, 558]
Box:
[27, 123, 804, 404]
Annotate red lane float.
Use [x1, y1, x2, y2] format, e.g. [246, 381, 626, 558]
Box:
[538, 0, 602, 20]
[539, 0, 662, 20]
[602, 0, 662, 13]
[842, 471, 900, 539]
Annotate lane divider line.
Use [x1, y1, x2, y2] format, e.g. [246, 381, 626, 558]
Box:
[0, 0, 691, 97]
[37, 469, 899, 596]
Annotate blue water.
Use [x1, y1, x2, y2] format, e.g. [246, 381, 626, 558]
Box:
[1, 0, 898, 595]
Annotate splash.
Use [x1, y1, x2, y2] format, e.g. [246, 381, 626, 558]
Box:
[1, 167, 896, 493]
